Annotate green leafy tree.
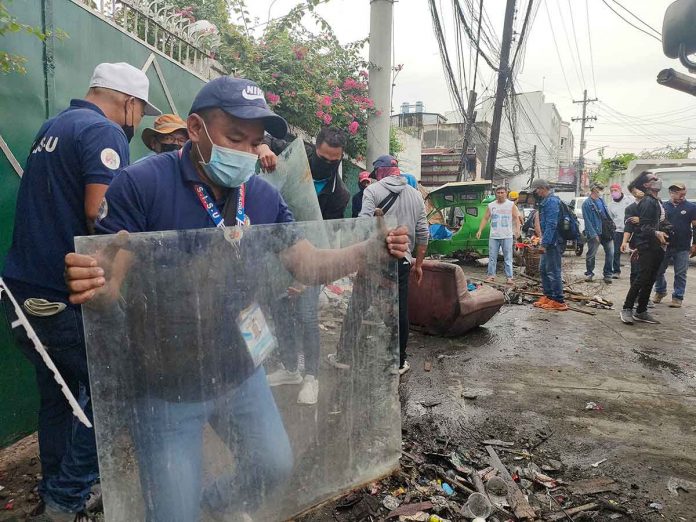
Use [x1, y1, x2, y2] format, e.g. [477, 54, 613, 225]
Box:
[0, 0, 65, 74]
[639, 145, 688, 160]
[592, 152, 637, 185]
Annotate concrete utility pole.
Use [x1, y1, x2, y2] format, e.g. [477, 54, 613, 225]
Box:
[572, 89, 597, 196]
[529, 144, 537, 185]
[366, 0, 394, 168]
[457, 89, 478, 182]
[686, 137, 692, 154]
[484, 0, 516, 180]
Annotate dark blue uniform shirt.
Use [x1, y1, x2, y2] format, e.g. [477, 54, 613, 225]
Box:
[3, 99, 129, 301]
[94, 142, 297, 401]
[663, 199, 696, 251]
[95, 141, 293, 234]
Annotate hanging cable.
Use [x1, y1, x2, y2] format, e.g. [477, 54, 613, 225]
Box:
[585, 0, 598, 97]
[543, 0, 574, 100]
[472, 0, 484, 91]
[565, 0, 587, 89]
[600, 0, 661, 43]
[610, 0, 661, 37]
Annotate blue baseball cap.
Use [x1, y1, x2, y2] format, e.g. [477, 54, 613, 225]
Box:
[189, 76, 288, 138]
[373, 154, 398, 168]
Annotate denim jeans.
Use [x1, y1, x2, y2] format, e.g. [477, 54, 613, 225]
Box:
[1, 291, 98, 513]
[276, 285, 321, 375]
[487, 237, 514, 278]
[540, 244, 564, 303]
[654, 249, 690, 299]
[585, 236, 615, 278]
[132, 367, 293, 521]
[612, 231, 624, 274]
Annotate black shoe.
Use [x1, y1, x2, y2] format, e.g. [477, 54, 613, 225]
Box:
[633, 311, 660, 324]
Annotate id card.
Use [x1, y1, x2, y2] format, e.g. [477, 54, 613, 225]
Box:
[237, 302, 277, 367]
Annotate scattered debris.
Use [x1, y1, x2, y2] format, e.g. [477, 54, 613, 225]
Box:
[385, 501, 434, 519]
[591, 458, 608, 468]
[424, 360, 433, 372]
[486, 446, 537, 520]
[584, 401, 604, 411]
[667, 476, 696, 497]
[420, 399, 442, 408]
[382, 494, 401, 511]
[568, 477, 619, 495]
[546, 502, 599, 521]
[461, 390, 478, 400]
[649, 501, 664, 511]
[481, 439, 515, 448]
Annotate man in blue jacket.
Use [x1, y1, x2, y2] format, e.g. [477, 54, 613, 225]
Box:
[531, 179, 568, 311]
[582, 184, 615, 284]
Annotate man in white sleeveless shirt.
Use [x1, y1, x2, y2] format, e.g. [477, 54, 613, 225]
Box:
[477, 186, 521, 284]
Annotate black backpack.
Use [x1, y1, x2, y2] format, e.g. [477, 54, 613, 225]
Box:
[558, 201, 580, 241]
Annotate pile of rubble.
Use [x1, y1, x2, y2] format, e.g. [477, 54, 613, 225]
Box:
[478, 274, 613, 314]
[323, 430, 661, 521]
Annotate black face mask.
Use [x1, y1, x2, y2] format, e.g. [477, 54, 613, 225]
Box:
[159, 142, 181, 153]
[309, 151, 340, 180]
[122, 100, 134, 143]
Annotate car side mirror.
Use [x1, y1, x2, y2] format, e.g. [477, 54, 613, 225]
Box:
[663, 0, 696, 70]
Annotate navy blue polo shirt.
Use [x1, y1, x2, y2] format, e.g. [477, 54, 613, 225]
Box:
[663, 199, 696, 251]
[95, 141, 293, 233]
[94, 141, 297, 401]
[3, 99, 130, 301]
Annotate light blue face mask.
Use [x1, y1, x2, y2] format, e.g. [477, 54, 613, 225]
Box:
[197, 120, 258, 188]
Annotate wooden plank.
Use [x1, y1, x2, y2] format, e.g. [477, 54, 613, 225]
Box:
[486, 445, 537, 520]
[568, 477, 618, 496]
[546, 502, 599, 521]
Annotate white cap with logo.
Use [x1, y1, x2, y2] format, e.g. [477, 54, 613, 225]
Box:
[89, 62, 162, 116]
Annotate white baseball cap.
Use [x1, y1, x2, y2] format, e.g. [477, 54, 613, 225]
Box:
[89, 62, 162, 116]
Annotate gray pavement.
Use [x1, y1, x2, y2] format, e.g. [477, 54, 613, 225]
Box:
[402, 251, 696, 520]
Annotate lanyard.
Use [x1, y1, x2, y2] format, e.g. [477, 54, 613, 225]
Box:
[193, 183, 245, 229]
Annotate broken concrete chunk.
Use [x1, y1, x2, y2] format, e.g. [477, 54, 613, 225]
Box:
[667, 476, 696, 497]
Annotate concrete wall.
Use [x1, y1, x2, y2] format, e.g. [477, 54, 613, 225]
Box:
[559, 121, 574, 167]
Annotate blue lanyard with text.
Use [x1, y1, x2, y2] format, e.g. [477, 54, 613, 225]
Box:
[193, 184, 246, 228]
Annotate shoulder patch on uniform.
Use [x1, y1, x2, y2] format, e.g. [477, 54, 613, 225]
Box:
[97, 198, 108, 221]
[100, 148, 121, 170]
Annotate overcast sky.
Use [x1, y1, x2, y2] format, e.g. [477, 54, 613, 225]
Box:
[245, 0, 696, 161]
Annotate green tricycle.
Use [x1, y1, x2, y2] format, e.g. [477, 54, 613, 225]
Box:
[425, 181, 495, 259]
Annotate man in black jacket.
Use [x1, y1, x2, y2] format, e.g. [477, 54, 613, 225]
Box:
[257, 126, 350, 219]
[620, 172, 668, 324]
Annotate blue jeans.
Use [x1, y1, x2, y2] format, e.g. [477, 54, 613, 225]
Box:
[654, 249, 690, 299]
[277, 285, 321, 375]
[585, 236, 614, 278]
[1, 291, 98, 513]
[540, 244, 564, 303]
[132, 367, 293, 521]
[488, 237, 514, 278]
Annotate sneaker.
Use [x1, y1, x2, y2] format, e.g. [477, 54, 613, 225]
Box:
[327, 353, 350, 370]
[612, 273, 620, 279]
[653, 292, 666, 304]
[603, 277, 613, 284]
[633, 311, 660, 324]
[533, 296, 551, 308]
[541, 300, 569, 311]
[620, 309, 634, 324]
[585, 275, 594, 282]
[669, 298, 683, 308]
[647, 300, 655, 309]
[398, 361, 411, 375]
[297, 375, 319, 405]
[266, 367, 303, 386]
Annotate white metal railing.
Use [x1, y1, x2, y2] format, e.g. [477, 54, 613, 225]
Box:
[79, 0, 223, 78]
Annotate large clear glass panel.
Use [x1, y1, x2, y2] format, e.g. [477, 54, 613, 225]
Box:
[76, 218, 400, 522]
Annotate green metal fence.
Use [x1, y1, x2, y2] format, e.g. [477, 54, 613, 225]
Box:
[0, 0, 217, 447]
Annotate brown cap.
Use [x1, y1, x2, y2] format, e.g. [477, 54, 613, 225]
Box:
[669, 182, 686, 191]
[141, 114, 188, 150]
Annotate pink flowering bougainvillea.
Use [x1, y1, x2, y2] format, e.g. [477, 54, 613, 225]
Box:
[216, 1, 402, 158]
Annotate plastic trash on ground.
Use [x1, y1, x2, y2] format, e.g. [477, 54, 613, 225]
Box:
[76, 218, 400, 522]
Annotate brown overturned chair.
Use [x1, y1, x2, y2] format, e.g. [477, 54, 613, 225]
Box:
[408, 260, 504, 337]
